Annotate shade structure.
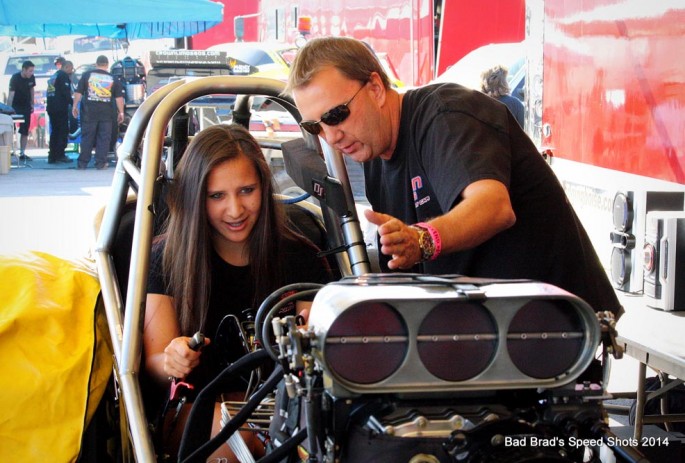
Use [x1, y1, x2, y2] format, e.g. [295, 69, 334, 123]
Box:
[0, 0, 224, 39]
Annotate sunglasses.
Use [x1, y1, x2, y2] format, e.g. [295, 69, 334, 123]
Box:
[299, 81, 367, 135]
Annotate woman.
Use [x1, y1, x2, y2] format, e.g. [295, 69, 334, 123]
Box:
[480, 64, 525, 128]
[144, 124, 332, 461]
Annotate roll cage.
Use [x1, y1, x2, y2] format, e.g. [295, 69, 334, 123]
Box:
[93, 75, 371, 462]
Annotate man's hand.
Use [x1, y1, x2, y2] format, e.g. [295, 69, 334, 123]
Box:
[364, 209, 422, 270]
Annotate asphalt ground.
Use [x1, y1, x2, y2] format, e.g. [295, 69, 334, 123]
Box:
[0, 147, 115, 260]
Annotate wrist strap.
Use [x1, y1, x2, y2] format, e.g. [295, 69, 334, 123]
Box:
[416, 222, 442, 260]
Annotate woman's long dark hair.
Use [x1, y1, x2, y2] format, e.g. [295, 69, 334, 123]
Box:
[162, 124, 299, 334]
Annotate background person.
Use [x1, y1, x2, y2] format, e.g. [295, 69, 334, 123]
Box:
[46, 60, 74, 164]
[54, 56, 65, 71]
[480, 64, 525, 127]
[285, 36, 622, 318]
[143, 124, 333, 460]
[7, 60, 35, 161]
[72, 55, 124, 170]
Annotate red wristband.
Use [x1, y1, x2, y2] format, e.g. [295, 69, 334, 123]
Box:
[416, 222, 442, 260]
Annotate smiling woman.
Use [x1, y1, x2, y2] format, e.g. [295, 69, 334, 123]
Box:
[142, 123, 333, 460]
[205, 155, 263, 265]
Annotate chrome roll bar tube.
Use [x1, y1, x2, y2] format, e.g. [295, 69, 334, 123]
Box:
[94, 75, 369, 461]
[95, 76, 295, 462]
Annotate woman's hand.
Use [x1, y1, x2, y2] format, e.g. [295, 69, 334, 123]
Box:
[163, 335, 210, 379]
[295, 301, 311, 325]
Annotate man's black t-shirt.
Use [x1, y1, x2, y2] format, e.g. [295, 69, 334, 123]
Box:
[75, 69, 123, 121]
[365, 83, 622, 316]
[9, 72, 35, 112]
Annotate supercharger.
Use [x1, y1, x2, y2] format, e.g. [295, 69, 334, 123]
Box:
[270, 274, 630, 463]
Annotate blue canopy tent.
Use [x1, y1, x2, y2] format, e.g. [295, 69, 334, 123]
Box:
[0, 0, 224, 39]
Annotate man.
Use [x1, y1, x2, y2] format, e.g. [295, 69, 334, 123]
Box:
[7, 60, 35, 161]
[286, 37, 622, 318]
[72, 55, 124, 170]
[54, 57, 66, 71]
[46, 60, 74, 164]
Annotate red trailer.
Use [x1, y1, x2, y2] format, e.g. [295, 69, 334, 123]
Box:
[190, 0, 525, 87]
[526, 0, 685, 307]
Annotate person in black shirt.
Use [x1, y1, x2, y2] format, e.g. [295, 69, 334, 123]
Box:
[286, 36, 622, 319]
[72, 55, 124, 169]
[7, 60, 35, 161]
[481, 65, 525, 128]
[46, 60, 74, 164]
[144, 124, 332, 460]
[54, 56, 65, 71]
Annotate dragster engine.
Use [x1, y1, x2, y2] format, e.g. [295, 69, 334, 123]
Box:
[270, 274, 625, 463]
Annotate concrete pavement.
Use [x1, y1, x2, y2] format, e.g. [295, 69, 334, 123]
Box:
[0, 147, 115, 259]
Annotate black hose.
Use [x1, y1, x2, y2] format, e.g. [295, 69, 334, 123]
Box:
[254, 283, 324, 351]
[601, 429, 651, 463]
[260, 289, 322, 361]
[257, 428, 307, 463]
[179, 349, 280, 462]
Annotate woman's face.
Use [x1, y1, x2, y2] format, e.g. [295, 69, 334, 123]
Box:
[205, 155, 262, 259]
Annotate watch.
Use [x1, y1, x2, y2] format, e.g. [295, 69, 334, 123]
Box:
[410, 224, 437, 262]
